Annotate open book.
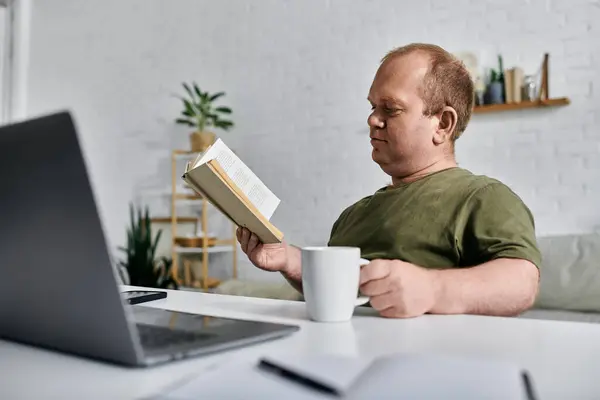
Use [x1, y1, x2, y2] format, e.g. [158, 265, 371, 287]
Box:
[181, 138, 283, 244]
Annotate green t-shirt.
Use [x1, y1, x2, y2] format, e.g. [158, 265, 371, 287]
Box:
[327, 167, 542, 269]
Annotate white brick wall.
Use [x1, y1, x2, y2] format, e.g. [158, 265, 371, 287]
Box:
[23, 0, 600, 281]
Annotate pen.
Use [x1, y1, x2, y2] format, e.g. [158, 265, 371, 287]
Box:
[257, 358, 341, 397]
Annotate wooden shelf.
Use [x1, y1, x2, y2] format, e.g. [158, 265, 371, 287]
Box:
[173, 149, 201, 156]
[174, 245, 234, 254]
[170, 149, 238, 291]
[473, 97, 570, 114]
[214, 239, 236, 246]
[151, 216, 197, 224]
[174, 193, 204, 200]
[187, 277, 221, 289]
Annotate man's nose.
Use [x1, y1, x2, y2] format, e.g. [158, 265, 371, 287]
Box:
[368, 112, 385, 129]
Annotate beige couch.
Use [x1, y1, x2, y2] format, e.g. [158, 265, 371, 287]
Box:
[520, 232, 600, 323]
[216, 233, 600, 323]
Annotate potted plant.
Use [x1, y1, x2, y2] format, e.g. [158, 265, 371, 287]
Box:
[118, 203, 178, 289]
[175, 82, 234, 152]
[486, 55, 505, 104]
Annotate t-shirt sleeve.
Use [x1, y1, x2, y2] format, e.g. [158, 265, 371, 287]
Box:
[459, 182, 542, 269]
[327, 208, 350, 245]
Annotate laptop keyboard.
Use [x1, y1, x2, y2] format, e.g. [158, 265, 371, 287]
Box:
[137, 323, 214, 350]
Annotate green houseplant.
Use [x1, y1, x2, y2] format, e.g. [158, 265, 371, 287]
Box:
[118, 203, 178, 289]
[175, 82, 234, 152]
[486, 55, 505, 104]
[486, 69, 504, 104]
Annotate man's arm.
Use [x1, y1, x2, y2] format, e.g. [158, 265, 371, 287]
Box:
[281, 244, 303, 294]
[430, 258, 539, 316]
[358, 182, 543, 319]
[447, 181, 542, 316]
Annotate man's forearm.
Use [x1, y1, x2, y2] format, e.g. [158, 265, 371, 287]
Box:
[281, 244, 303, 294]
[429, 258, 540, 317]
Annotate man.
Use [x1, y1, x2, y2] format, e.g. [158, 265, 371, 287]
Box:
[237, 43, 541, 318]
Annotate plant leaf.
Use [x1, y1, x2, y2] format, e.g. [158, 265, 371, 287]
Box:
[182, 99, 196, 115]
[182, 83, 195, 102]
[118, 202, 172, 289]
[152, 229, 162, 254]
[175, 118, 195, 127]
[214, 120, 234, 130]
[193, 82, 206, 101]
[215, 106, 232, 114]
[209, 92, 225, 102]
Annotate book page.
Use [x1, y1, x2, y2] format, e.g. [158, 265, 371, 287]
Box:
[193, 138, 280, 220]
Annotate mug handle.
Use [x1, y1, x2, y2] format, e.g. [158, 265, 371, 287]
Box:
[355, 258, 370, 306]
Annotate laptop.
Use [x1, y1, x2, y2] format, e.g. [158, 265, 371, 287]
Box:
[0, 111, 299, 367]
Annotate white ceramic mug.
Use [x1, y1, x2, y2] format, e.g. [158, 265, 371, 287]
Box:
[301, 246, 370, 322]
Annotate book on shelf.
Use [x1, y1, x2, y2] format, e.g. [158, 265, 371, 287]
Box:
[181, 138, 283, 244]
[503, 67, 524, 104]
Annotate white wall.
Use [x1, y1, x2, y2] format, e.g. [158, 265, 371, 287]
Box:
[23, 0, 600, 281]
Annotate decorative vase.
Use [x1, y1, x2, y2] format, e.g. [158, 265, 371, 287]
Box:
[487, 82, 504, 104]
[189, 131, 216, 153]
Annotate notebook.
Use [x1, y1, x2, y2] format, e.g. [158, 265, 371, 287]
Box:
[149, 352, 538, 399]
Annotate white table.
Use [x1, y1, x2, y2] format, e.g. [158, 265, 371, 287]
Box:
[2, 285, 600, 399]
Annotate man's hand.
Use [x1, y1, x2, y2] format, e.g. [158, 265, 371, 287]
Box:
[359, 259, 438, 318]
[359, 258, 539, 318]
[236, 227, 303, 293]
[237, 227, 288, 273]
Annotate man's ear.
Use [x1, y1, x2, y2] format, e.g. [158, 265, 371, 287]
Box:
[432, 106, 458, 145]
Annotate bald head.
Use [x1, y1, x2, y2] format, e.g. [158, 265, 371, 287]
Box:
[372, 51, 431, 116]
[379, 43, 475, 140]
[366, 44, 468, 183]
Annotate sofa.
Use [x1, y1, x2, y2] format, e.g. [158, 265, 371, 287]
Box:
[519, 232, 600, 323]
[217, 233, 600, 324]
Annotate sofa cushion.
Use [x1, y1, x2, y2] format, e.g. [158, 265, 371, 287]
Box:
[214, 279, 303, 301]
[519, 309, 600, 323]
[535, 232, 600, 312]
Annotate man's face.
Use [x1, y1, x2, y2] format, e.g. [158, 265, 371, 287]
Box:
[367, 53, 439, 177]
